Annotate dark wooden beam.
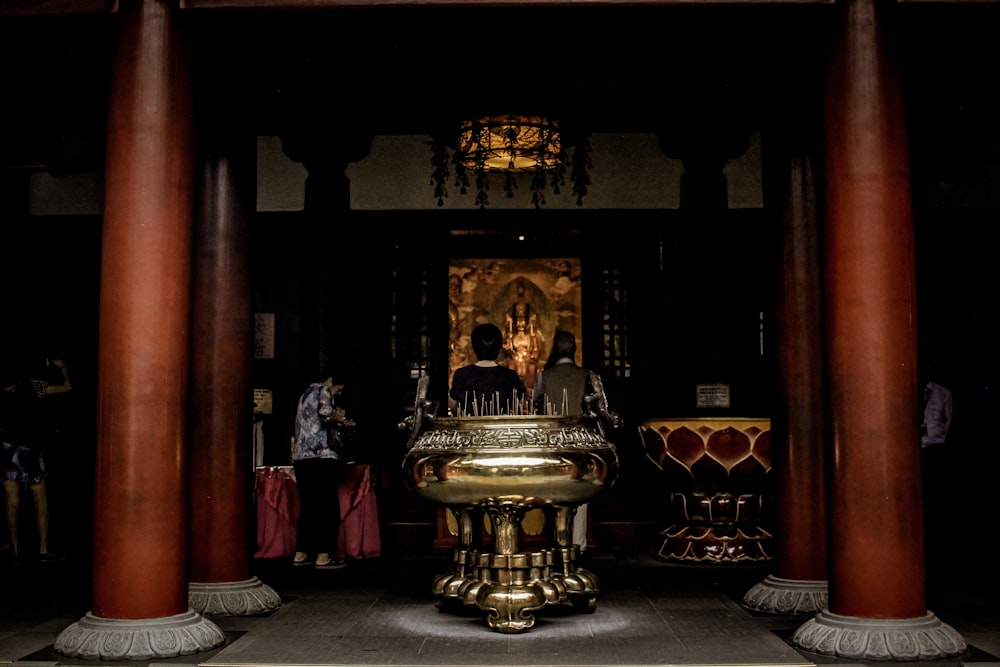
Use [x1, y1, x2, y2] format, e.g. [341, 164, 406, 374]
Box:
[0, 0, 117, 14]
[6, 0, 994, 15]
[178, 0, 833, 7]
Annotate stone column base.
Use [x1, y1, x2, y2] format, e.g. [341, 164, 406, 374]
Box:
[54, 609, 225, 660]
[742, 575, 828, 615]
[189, 577, 282, 616]
[793, 609, 967, 661]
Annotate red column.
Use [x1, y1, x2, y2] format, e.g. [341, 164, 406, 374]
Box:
[186, 132, 280, 615]
[188, 136, 254, 586]
[744, 131, 829, 614]
[791, 4, 965, 659]
[91, 0, 194, 619]
[773, 149, 828, 586]
[56, 3, 225, 659]
[821, 0, 923, 620]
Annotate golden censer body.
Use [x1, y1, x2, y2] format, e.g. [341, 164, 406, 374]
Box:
[400, 375, 622, 633]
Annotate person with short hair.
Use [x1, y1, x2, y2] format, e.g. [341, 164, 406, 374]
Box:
[448, 323, 525, 416]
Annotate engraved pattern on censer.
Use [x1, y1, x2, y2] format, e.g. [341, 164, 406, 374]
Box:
[400, 375, 621, 633]
[415, 424, 609, 449]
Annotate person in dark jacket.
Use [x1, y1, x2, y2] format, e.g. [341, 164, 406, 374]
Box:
[448, 323, 525, 416]
[532, 330, 592, 416]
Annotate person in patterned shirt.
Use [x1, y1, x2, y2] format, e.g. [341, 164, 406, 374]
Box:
[289, 369, 350, 570]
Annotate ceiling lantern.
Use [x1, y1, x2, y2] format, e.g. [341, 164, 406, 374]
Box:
[457, 115, 562, 173]
[430, 114, 591, 209]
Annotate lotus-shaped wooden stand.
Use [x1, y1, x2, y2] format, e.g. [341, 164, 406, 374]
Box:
[400, 375, 621, 633]
[639, 418, 773, 563]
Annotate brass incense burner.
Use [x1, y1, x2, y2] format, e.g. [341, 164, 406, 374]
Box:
[400, 375, 621, 633]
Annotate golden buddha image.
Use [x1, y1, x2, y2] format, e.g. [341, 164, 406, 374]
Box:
[503, 279, 544, 395]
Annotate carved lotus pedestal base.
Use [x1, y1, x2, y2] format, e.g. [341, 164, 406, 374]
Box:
[188, 577, 282, 616]
[793, 610, 967, 661]
[54, 609, 225, 661]
[742, 575, 828, 615]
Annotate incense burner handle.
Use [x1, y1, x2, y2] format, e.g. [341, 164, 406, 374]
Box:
[398, 374, 434, 450]
[584, 371, 624, 430]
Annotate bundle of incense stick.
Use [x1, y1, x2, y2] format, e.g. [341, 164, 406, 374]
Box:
[456, 389, 528, 416]
[540, 387, 571, 416]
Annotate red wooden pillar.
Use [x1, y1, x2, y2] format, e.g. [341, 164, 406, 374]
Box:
[743, 134, 829, 613]
[187, 130, 280, 614]
[823, 0, 921, 620]
[791, 1, 964, 659]
[54, 0, 223, 659]
[773, 151, 827, 586]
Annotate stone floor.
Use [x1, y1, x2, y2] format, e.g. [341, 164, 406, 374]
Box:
[1, 547, 998, 667]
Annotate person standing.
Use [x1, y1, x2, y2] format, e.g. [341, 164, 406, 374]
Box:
[532, 330, 597, 551]
[449, 323, 525, 416]
[533, 330, 591, 417]
[921, 379, 954, 449]
[2, 355, 72, 564]
[290, 369, 351, 570]
[920, 374, 955, 587]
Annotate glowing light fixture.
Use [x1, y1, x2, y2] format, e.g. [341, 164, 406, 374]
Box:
[457, 115, 562, 173]
[430, 114, 591, 209]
